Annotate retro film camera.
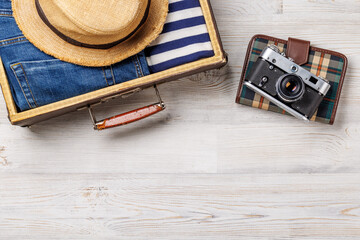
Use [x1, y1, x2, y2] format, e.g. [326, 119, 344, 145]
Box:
[244, 45, 331, 121]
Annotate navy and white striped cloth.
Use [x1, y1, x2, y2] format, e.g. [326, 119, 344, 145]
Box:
[145, 0, 215, 73]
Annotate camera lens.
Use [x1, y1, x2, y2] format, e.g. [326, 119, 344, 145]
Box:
[276, 74, 305, 102]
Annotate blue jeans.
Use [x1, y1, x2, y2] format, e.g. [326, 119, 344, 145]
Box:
[0, 0, 150, 112]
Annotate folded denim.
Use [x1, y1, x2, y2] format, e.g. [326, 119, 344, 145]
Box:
[0, 0, 150, 112]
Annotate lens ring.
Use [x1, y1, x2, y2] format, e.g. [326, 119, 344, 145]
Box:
[276, 74, 305, 103]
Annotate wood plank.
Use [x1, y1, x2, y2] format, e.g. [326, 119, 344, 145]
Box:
[1, 174, 360, 239]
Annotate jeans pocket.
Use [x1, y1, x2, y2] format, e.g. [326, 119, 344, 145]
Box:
[10, 62, 38, 109]
[9, 59, 109, 111]
[0, 10, 26, 43]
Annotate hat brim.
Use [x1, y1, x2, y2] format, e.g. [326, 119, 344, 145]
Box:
[12, 0, 169, 67]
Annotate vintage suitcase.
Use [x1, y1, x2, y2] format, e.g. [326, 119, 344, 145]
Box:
[0, 0, 227, 129]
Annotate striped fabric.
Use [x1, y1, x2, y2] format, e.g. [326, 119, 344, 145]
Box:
[145, 0, 215, 73]
[238, 37, 346, 124]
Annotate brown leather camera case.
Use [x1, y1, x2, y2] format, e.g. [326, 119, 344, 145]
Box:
[236, 35, 348, 124]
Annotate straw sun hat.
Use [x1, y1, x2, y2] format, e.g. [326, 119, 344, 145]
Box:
[12, 0, 169, 67]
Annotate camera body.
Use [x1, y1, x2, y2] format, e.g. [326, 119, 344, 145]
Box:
[244, 45, 331, 121]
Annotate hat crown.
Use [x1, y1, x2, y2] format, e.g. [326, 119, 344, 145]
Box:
[54, 0, 147, 33]
[38, 0, 149, 45]
[12, 0, 169, 66]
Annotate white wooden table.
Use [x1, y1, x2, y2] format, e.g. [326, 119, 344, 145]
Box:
[1, 1, 360, 239]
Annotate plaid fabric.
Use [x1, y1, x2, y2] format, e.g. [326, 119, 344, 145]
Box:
[238, 37, 345, 124]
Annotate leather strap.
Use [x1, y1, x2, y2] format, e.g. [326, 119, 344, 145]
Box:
[95, 103, 165, 130]
[286, 37, 310, 66]
[35, 0, 151, 50]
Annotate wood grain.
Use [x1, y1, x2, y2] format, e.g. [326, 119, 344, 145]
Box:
[1, 174, 360, 239]
[1, 0, 360, 239]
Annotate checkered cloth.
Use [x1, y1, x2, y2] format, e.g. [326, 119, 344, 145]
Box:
[238, 37, 346, 124]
